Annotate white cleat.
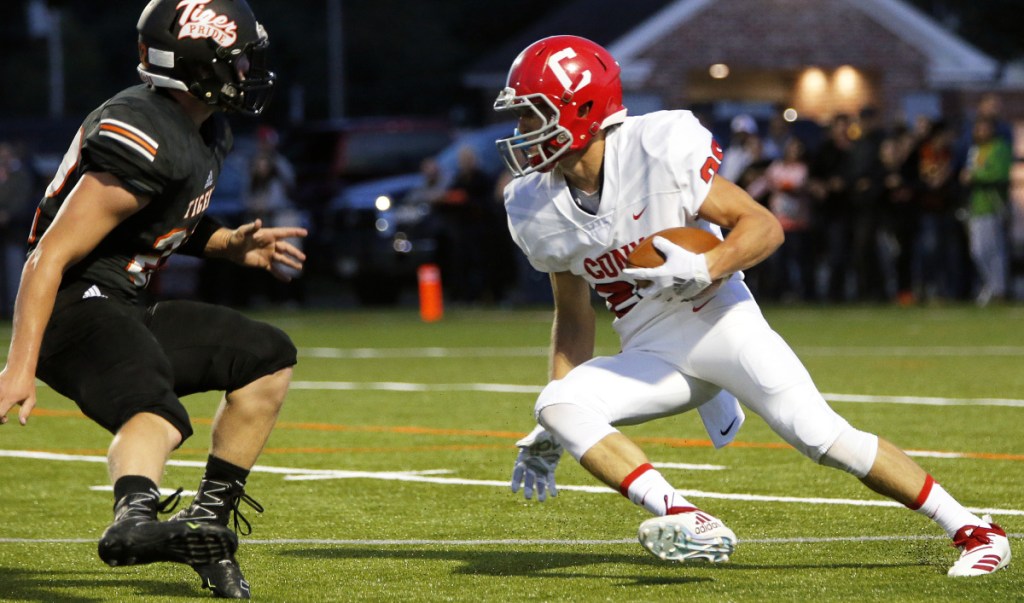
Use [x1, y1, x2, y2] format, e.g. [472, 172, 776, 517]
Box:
[637, 507, 736, 563]
[948, 515, 1011, 577]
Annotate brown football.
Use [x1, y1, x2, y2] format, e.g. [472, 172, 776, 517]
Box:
[627, 227, 722, 268]
[627, 227, 727, 300]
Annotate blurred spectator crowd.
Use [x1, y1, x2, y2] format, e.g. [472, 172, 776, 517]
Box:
[0, 93, 1018, 311]
[721, 93, 1018, 307]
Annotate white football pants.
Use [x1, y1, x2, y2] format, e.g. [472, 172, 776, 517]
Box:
[536, 281, 851, 464]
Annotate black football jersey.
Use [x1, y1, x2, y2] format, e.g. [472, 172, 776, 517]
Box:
[29, 85, 232, 301]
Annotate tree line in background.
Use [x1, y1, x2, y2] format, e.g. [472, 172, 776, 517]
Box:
[0, 0, 562, 126]
[0, 1, 1021, 126]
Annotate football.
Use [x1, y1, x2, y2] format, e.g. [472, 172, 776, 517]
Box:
[627, 226, 727, 300]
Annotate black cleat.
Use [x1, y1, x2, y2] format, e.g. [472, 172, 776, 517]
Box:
[171, 479, 263, 599]
[98, 489, 238, 567]
[195, 557, 251, 599]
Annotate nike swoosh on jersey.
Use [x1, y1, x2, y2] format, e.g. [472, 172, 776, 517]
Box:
[632, 207, 647, 220]
[692, 295, 716, 312]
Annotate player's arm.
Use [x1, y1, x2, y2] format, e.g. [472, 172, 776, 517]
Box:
[697, 176, 784, 280]
[548, 271, 595, 380]
[0, 172, 148, 425]
[202, 218, 308, 282]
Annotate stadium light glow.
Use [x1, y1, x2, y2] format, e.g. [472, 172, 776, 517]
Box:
[834, 65, 861, 96]
[709, 63, 730, 79]
[799, 67, 828, 94]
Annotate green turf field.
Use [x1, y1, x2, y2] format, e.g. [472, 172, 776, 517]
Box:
[1, 304, 1021, 602]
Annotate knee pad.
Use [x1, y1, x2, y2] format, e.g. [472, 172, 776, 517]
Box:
[757, 383, 851, 461]
[819, 425, 879, 478]
[246, 322, 297, 380]
[537, 403, 617, 461]
[224, 322, 297, 391]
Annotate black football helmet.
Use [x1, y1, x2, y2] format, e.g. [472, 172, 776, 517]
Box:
[137, 0, 276, 115]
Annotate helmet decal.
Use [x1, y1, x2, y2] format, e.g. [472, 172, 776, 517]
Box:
[137, 0, 276, 115]
[176, 0, 238, 47]
[547, 48, 591, 96]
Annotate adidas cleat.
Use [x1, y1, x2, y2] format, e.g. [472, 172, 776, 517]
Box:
[638, 507, 736, 563]
[98, 516, 238, 567]
[194, 557, 251, 599]
[948, 515, 1011, 577]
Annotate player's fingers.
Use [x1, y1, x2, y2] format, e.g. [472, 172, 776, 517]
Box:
[273, 252, 304, 272]
[510, 464, 524, 493]
[651, 236, 684, 256]
[547, 475, 558, 498]
[0, 397, 18, 425]
[275, 241, 307, 262]
[265, 227, 308, 239]
[523, 470, 536, 500]
[18, 397, 35, 426]
[236, 220, 261, 237]
[621, 267, 655, 279]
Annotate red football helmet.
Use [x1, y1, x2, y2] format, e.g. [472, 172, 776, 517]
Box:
[494, 35, 627, 177]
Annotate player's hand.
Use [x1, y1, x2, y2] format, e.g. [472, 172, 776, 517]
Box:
[511, 426, 563, 502]
[622, 236, 712, 300]
[0, 367, 39, 426]
[226, 219, 308, 281]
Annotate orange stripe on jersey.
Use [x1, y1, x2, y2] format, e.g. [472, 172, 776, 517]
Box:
[99, 123, 158, 157]
[27, 207, 42, 245]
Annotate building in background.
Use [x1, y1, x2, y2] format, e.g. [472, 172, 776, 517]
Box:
[467, 0, 1023, 122]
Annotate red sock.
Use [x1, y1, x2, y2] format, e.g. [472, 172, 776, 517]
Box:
[620, 463, 696, 515]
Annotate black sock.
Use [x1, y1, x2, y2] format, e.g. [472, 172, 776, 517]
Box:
[113, 475, 159, 504]
[204, 455, 250, 486]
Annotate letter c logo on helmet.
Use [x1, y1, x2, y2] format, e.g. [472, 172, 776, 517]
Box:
[547, 48, 591, 94]
[494, 35, 627, 177]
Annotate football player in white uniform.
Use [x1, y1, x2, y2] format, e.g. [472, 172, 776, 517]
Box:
[494, 35, 1010, 576]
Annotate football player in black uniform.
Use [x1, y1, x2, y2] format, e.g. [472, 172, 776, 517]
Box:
[0, 0, 304, 598]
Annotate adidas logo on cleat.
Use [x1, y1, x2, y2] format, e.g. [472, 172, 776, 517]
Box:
[692, 513, 722, 535]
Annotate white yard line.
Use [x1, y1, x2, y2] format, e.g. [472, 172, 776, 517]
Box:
[288, 380, 1024, 408]
[3, 449, 1022, 517]
[298, 345, 1024, 359]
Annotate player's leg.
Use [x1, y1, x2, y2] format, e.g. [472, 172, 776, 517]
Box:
[37, 288, 237, 569]
[146, 300, 297, 598]
[535, 352, 736, 562]
[688, 302, 1010, 576]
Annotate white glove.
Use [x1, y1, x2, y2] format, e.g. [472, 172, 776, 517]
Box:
[622, 236, 713, 301]
[510, 425, 563, 502]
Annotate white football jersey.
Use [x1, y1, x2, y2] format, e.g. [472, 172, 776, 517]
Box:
[505, 110, 745, 341]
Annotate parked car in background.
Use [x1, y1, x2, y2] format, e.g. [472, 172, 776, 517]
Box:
[282, 117, 454, 213]
[280, 117, 454, 282]
[327, 122, 514, 305]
